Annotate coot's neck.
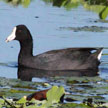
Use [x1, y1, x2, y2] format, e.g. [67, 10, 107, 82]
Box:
[19, 39, 33, 57]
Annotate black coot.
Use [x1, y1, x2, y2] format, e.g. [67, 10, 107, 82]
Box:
[6, 25, 103, 70]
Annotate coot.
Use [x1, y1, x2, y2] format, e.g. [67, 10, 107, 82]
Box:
[6, 25, 103, 70]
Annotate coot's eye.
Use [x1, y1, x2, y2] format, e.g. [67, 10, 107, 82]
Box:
[18, 30, 22, 33]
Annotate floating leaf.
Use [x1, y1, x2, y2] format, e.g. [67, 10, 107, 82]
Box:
[99, 7, 108, 20]
[47, 86, 65, 103]
[16, 96, 27, 107]
[22, 0, 30, 7]
[0, 99, 4, 107]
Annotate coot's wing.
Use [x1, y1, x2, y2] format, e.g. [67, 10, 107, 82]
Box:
[34, 48, 96, 70]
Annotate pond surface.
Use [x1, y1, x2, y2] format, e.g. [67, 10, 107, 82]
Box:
[0, 1, 108, 106]
[0, 0, 108, 79]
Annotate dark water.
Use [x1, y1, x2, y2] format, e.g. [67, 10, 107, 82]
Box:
[0, 0, 108, 80]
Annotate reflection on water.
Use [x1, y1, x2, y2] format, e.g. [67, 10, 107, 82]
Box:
[18, 65, 99, 81]
[1, 0, 108, 19]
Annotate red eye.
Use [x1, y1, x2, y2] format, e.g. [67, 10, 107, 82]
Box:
[18, 30, 22, 32]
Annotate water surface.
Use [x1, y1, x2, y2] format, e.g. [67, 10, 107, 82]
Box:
[0, 0, 108, 79]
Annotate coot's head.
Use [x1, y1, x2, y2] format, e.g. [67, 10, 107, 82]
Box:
[6, 25, 32, 42]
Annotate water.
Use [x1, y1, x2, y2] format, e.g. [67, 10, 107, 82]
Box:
[0, 0, 108, 79]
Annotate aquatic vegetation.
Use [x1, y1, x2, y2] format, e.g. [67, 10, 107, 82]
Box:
[1, 0, 108, 19]
[1, 0, 31, 7]
[0, 77, 108, 107]
[99, 7, 108, 20]
[43, 0, 81, 10]
[59, 26, 108, 32]
[0, 77, 45, 98]
[84, 0, 108, 5]
[43, 0, 108, 20]
[0, 86, 65, 108]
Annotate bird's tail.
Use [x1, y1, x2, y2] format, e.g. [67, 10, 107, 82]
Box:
[92, 48, 103, 60]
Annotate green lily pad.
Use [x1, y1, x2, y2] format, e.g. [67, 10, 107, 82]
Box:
[47, 86, 65, 103]
[99, 7, 108, 20]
